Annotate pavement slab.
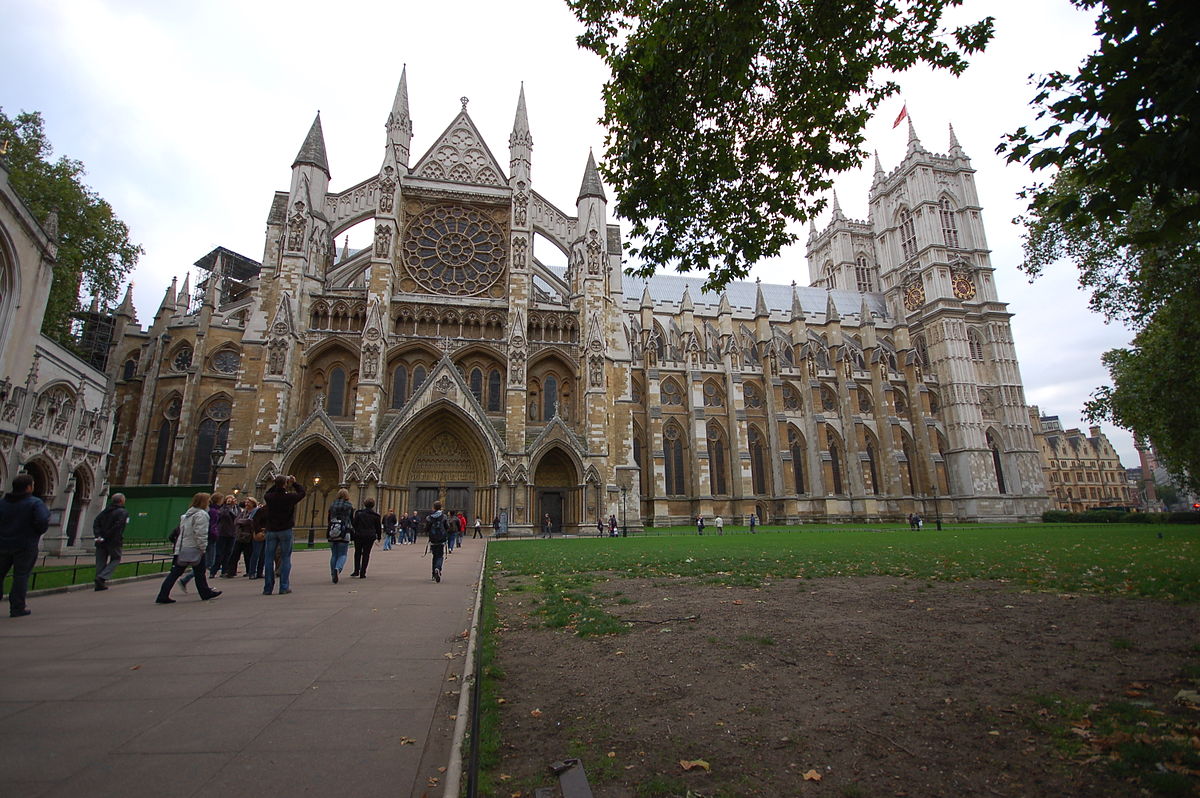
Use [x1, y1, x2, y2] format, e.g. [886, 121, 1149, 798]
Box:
[0, 539, 485, 798]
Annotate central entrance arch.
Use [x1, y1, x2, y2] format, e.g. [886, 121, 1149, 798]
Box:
[384, 405, 496, 523]
[532, 445, 581, 535]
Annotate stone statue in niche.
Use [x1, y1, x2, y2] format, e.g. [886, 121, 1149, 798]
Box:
[378, 166, 396, 214]
[267, 339, 288, 375]
[375, 224, 393, 258]
[362, 343, 379, 380]
[514, 188, 529, 226]
[512, 235, 527, 269]
[589, 354, 604, 387]
[586, 229, 602, 275]
[287, 202, 307, 252]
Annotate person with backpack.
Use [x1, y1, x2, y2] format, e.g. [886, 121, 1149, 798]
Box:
[445, 509, 459, 553]
[426, 501, 449, 583]
[328, 488, 354, 583]
[351, 498, 382, 578]
[92, 493, 129, 591]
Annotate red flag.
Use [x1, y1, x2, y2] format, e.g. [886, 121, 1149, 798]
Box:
[892, 104, 908, 129]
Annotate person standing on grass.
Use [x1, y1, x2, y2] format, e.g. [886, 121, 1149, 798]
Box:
[92, 493, 129, 591]
[696, 515, 705, 535]
[260, 475, 305, 595]
[155, 492, 222, 604]
[715, 514, 724, 536]
[748, 513, 757, 533]
[329, 488, 354, 582]
[351, 498, 382, 578]
[609, 514, 617, 537]
[0, 474, 49, 617]
[425, 501, 449, 583]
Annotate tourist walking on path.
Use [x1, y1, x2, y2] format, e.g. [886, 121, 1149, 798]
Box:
[328, 489, 354, 582]
[383, 508, 397, 550]
[473, 515, 483, 539]
[351, 498, 382, 578]
[446, 510, 459, 553]
[715, 515, 724, 535]
[696, 515, 705, 535]
[92, 492, 129, 591]
[260, 475, 305, 595]
[406, 510, 420, 544]
[426, 502, 449, 582]
[0, 474, 49, 617]
[226, 498, 257, 577]
[181, 492, 222, 590]
[155, 493, 222, 604]
[457, 511, 468, 545]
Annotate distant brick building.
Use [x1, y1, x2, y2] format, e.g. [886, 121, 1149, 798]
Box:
[1030, 408, 1133, 511]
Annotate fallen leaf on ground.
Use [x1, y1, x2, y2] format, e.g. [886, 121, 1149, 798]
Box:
[399, 737, 416, 745]
[803, 769, 822, 781]
[530, 709, 543, 717]
[679, 759, 710, 771]
[497, 697, 507, 704]
[129, 665, 141, 670]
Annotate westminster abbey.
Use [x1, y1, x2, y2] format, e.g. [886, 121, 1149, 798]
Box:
[101, 72, 1048, 534]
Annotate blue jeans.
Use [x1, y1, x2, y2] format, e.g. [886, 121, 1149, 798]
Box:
[329, 541, 348, 574]
[431, 543, 444, 579]
[383, 533, 393, 550]
[263, 529, 294, 593]
[249, 538, 265, 577]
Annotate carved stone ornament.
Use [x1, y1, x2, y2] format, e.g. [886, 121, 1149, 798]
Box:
[509, 349, 526, 385]
[374, 223, 393, 258]
[365, 326, 381, 342]
[267, 339, 288, 375]
[287, 202, 307, 252]
[378, 166, 397, 214]
[589, 354, 604, 388]
[362, 343, 380, 381]
[512, 234, 528, 270]
[272, 321, 289, 336]
[586, 229, 602, 275]
[433, 373, 455, 397]
[513, 189, 529, 227]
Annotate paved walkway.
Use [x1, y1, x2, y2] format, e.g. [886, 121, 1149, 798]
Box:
[0, 538, 486, 798]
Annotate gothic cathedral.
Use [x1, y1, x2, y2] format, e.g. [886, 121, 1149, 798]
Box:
[104, 73, 1048, 533]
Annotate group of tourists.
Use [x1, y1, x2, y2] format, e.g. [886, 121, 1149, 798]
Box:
[695, 513, 755, 534]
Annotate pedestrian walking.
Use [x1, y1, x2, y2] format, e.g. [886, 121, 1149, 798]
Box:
[383, 508, 397, 550]
[749, 513, 757, 533]
[715, 515, 724, 535]
[446, 510, 460, 553]
[260, 475, 305, 595]
[92, 492, 129, 590]
[328, 488, 354, 582]
[473, 515, 483, 539]
[155, 492, 222, 604]
[351, 498, 382, 578]
[0, 474, 50, 617]
[492, 514, 500, 537]
[426, 501, 449, 583]
[696, 515, 705, 535]
[181, 492, 222, 590]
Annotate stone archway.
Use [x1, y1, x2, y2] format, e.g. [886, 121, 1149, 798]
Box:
[286, 441, 342, 546]
[532, 446, 581, 535]
[384, 405, 496, 523]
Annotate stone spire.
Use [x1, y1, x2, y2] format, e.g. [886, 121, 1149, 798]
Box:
[509, 83, 533, 177]
[825, 289, 840, 323]
[790, 283, 804, 322]
[859, 296, 874, 326]
[807, 217, 818, 241]
[871, 150, 885, 187]
[578, 150, 606, 203]
[718, 292, 732, 316]
[754, 278, 769, 318]
[176, 273, 190, 314]
[117, 284, 136, 319]
[680, 284, 694, 313]
[158, 277, 177, 317]
[640, 283, 653, 310]
[339, 236, 350, 262]
[947, 123, 967, 161]
[385, 66, 414, 168]
[293, 112, 331, 178]
[831, 190, 844, 221]
[906, 116, 926, 156]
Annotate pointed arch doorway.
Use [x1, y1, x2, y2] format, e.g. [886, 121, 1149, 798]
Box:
[384, 406, 496, 524]
[532, 446, 581, 535]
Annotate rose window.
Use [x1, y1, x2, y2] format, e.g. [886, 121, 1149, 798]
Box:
[403, 205, 506, 296]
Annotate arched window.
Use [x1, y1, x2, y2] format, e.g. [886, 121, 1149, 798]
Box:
[939, 197, 959, 248]
[748, 426, 768, 495]
[151, 396, 181, 484]
[914, 334, 931, 370]
[661, 379, 683, 406]
[855, 255, 876, 292]
[967, 328, 984, 361]
[327, 367, 346, 416]
[391, 366, 408, 409]
[706, 421, 727, 495]
[122, 358, 137, 381]
[487, 369, 502, 412]
[901, 437, 917, 494]
[988, 431, 1007, 494]
[543, 375, 559, 420]
[470, 367, 483, 402]
[829, 433, 844, 494]
[899, 208, 917, 262]
[744, 382, 764, 409]
[703, 379, 724, 407]
[824, 261, 836, 288]
[412, 365, 427, 394]
[857, 387, 872, 414]
[664, 423, 685, 496]
[788, 427, 806, 494]
[864, 442, 879, 494]
[190, 398, 232, 484]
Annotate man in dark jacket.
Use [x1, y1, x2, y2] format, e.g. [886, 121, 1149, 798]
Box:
[260, 475, 305, 595]
[426, 502, 448, 583]
[351, 498, 382, 578]
[92, 493, 129, 591]
[0, 474, 50, 617]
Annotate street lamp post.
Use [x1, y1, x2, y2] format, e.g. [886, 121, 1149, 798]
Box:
[210, 448, 225, 490]
[307, 474, 321, 548]
[932, 473, 943, 531]
[620, 484, 628, 537]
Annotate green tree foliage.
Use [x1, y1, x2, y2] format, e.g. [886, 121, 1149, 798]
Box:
[0, 109, 141, 345]
[998, 1, 1199, 491]
[567, 0, 993, 292]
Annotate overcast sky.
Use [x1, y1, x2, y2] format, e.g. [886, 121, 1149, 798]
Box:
[1, 0, 1138, 466]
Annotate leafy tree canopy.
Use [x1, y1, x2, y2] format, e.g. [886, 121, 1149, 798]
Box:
[567, 0, 993, 292]
[1000, 1, 1199, 491]
[0, 109, 142, 346]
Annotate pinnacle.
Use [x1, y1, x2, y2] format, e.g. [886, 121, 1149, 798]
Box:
[578, 150, 606, 203]
[293, 112, 331, 178]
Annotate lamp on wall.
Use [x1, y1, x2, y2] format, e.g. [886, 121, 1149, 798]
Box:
[209, 448, 225, 488]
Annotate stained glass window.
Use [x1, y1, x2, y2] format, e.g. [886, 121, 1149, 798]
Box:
[402, 205, 507, 296]
[391, 367, 408, 409]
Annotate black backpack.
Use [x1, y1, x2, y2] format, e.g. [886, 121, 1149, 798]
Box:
[426, 513, 448, 545]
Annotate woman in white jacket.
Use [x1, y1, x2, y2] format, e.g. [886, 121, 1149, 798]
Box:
[155, 493, 223, 604]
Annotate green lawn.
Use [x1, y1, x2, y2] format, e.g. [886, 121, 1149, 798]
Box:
[488, 523, 1200, 603]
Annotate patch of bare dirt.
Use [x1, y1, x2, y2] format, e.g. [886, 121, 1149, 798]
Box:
[490, 576, 1200, 797]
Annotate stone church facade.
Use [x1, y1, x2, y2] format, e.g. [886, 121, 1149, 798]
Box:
[104, 74, 1047, 535]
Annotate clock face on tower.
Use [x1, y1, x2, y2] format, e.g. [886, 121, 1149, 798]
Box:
[952, 273, 977, 301]
[903, 278, 925, 311]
